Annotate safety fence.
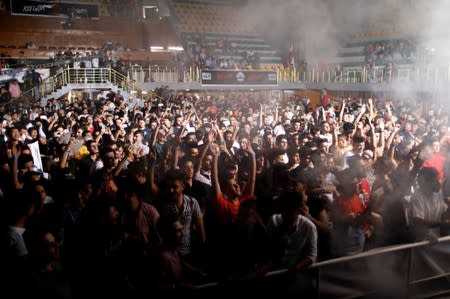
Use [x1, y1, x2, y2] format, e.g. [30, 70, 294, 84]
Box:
[36, 64, 450, 101]
[126, 65, 450, 85]
[191, 236, 450, 298]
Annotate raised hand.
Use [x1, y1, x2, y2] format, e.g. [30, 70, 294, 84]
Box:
[149, 148, 157, 162]
[246, 141, 255, 156]
[207, 129, 216, 144]
[210, 143, 220, 156]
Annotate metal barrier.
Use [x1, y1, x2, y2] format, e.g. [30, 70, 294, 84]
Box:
[191, 235, 450, 298]
[41, 67, 145, 98]
[125, 64, 450, 85]
[40, 64, 450, 94]
[39, 64, 450, 101]
[277, 65, 450, 84]
[128, 65, 201, 84]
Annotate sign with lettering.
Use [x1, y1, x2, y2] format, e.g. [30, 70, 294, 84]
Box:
[10, 0, 99, 18]
[201, 70, 278, 85]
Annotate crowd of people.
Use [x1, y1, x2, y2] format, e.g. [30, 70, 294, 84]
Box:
[364, 39, 417, 64]
[187, 33, 261, 71]
[1, 77, 450, 298]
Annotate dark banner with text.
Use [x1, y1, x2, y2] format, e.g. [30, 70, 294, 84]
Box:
[10, 0, 99, 18]
[201, 70, 278, 85]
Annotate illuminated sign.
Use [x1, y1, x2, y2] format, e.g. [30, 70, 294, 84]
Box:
[201, 70, 278, 85]
[10, 0, 99, 18]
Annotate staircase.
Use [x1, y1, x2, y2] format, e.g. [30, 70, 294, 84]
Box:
[40, 67, 141, 106]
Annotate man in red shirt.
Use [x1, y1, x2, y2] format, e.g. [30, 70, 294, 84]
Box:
[320, 88, 330, 108]
[210, 142, 256, 226]
[422, 138, 447, 182]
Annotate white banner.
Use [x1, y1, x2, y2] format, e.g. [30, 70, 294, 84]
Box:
[28, 140, 43, 171]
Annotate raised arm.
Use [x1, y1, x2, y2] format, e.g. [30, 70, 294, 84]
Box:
[368, 98, 374, 120]
[273, 104, 279, 127]
[230, 120, 240, 144]
[386, 125, 401, 167]
[242, 143, 256, 197]
[95, 127, 105, 145]
[148, 149, 159, 197]
[385, 101, 393, 121]
[150, 124, 161, 147]
[113, 149, 133, 177]
[210, 143, 222, 199]
[353, 104, 367, 127]
[378, 126, 385, 152]
[331, 121, 340, 149]
[338, 98, 346, 123]
[213, 123, 231, 157]
[194, 129, 214, 175]
[151, 112, 166, 147]
[47, 114, 59, 132]
[11, 145, 23, 190]
[60, 138, 75, 169]
[171, 143, 182, 170]
[368, 115, 376, 151]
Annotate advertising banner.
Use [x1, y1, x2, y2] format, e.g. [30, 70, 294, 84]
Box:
[201, 70, 278, 85]
[10, 0, 99, 18]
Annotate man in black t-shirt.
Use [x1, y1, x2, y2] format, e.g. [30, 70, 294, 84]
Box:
[30, 69, 42, 99]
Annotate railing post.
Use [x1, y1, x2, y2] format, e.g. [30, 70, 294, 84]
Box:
[363, 65, 366, 83]
[405, 247, 412, 299]
[448, 64, 450, 83]
[315, 268, 320, 299]
[148, 65, 151, 83]
[64, 68, 68, 85]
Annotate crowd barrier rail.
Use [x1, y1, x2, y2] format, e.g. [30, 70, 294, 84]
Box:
[191, 235, 450, 298]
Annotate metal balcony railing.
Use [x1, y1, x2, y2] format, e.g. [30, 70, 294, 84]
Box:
[127, 65, 201, 84]
[277, 64, 450, 84]
[40, 67, 145, 98]
[126, 64, 450, 85]
[38, 64, 450, 100]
